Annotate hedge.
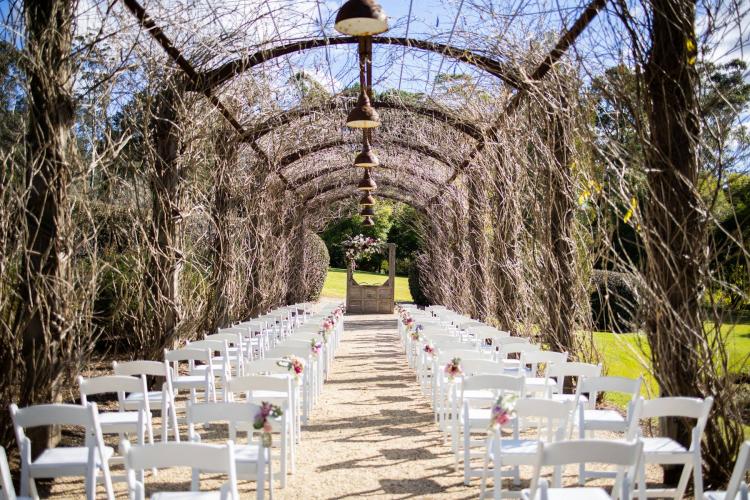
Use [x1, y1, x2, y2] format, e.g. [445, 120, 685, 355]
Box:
[303, 231, 329, 301]
[408, 253, 430, 306]
[589, 269, 639, 333]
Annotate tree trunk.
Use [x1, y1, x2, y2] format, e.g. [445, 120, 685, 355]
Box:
[491, 142, 522, 331]
[144, 82, 183, 358]
[643, 0, 704, 484]
[14, 0, 77, 453]
[468, 169, 490, 320]
[543, 106, 578, 354]
[204, 132, 236, 333]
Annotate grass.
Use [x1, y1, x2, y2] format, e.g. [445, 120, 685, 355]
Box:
[593, 323, 750, 407]
[322, 267, 413, 303]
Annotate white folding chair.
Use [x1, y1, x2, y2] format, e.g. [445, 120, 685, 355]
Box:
[523, 439, 644, 500]
[121, 440, 239, 500]
[226, 375, 296, 484]
[481, 398, 575, 499]
[78, 375, 153, 448]
[495, 341, 539, 372]
[703, 440, 749, 500]
[628, 396, 714, 499]
[459, 374, 526, 484]
[185, 339, 232, 401]
[545, 362, 602, 402]
[165, 347, 216, 405]
[1, 445, 30, 500]
[206, 332, 246, 377]
[186, 402, 272, 499]
[112, 359, 180, 442]
[516, 351, 568, 396]
[10, 403, 114, 500]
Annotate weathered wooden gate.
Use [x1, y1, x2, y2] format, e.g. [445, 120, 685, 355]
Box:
[346, 243, 396, 314]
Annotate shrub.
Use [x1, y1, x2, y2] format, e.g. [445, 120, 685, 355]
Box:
[589, 269, 639, 333]
[408, 254, 430, 306]
[304, 231, 329, 301]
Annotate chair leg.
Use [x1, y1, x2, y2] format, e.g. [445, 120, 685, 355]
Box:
[169, 398, 180, 442]
[480, 452, 489, 500]
[101, 461, 115, 500]
[86, 464, 97, 500]
[463, 426, 471, 484]
[693, 453, 704, 499]
[675, 460, 694, 499]
[493, 459, 502, 500]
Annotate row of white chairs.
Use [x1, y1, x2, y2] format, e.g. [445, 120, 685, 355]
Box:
[4, 301, 344, 500]
[396, 303, 750, 500]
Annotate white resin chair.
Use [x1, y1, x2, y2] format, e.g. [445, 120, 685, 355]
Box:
[495, 341, 539, 372]
[185, 339, 232, 401]
[481, 398, 575, 499]
[577, 376, 641, 482]
[121, 440, 239, 500]
[205, 332, 246, 377]
[165, 347, 217, 405]
[545, 362, 602, 402]
[457, 374, 526, 483]
[703, 440, 749, 500]
[78, 374, 153, 447]
[186, 402, 272, 499]
[1, 445, 30, 500]
[516, 351, 568, 396]
[226, 375, 296, 484]
[628, 396, 713, 499]
[523, 439, 644, 500]
[10, 403, 114, 500]
[112, 359, 180, 442]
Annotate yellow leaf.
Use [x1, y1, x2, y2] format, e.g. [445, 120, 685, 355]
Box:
[623, 196, 637, 223]
[686, 38, 697, 65]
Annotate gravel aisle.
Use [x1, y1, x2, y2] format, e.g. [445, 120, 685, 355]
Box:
[280, 313, 474, 500]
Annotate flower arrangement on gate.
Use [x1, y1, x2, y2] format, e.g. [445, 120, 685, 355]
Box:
[332, 307, 344, 320]
[254, 402, 283, 447]
[310, 338, 323, 357]
[488, 395, 517, 431]
[277, 356, 304, 382]
[423, 343, 436, 356]
[410, 329, 421, 341]
[444, 357, 463, 381]
[342, 234, 385, 270]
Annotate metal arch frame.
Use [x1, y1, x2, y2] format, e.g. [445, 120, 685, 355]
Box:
[305, 189, 429, 217]
[191, 37, 523, 93]
[242, 99, 483, 142]
[273, 137, 456, 173]
[289, 162, 443, 192]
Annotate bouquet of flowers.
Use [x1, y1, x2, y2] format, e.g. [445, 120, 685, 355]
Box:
[310, 338, 323, 357]
[423, 344, 436, 356]
[488, 395, 517, 431]
[410, 330, 421, 341]
[403, 316, 415, 331]
[444, 357, 463, 381]
[332, 307, 344, 319]
[342, 234, 385, 270]
[277, 356, 304, 382]
[254, 402, 283, 447]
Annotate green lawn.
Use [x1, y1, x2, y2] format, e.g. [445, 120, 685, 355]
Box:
[322, 267, 413, 302]
[594, 323, 750, 407]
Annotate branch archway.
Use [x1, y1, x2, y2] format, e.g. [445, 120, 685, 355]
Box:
[242, 99, 483, 142]
[192, 37, 522, 93]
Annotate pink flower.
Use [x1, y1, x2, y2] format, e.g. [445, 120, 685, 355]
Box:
[263, 421, 273, 433]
